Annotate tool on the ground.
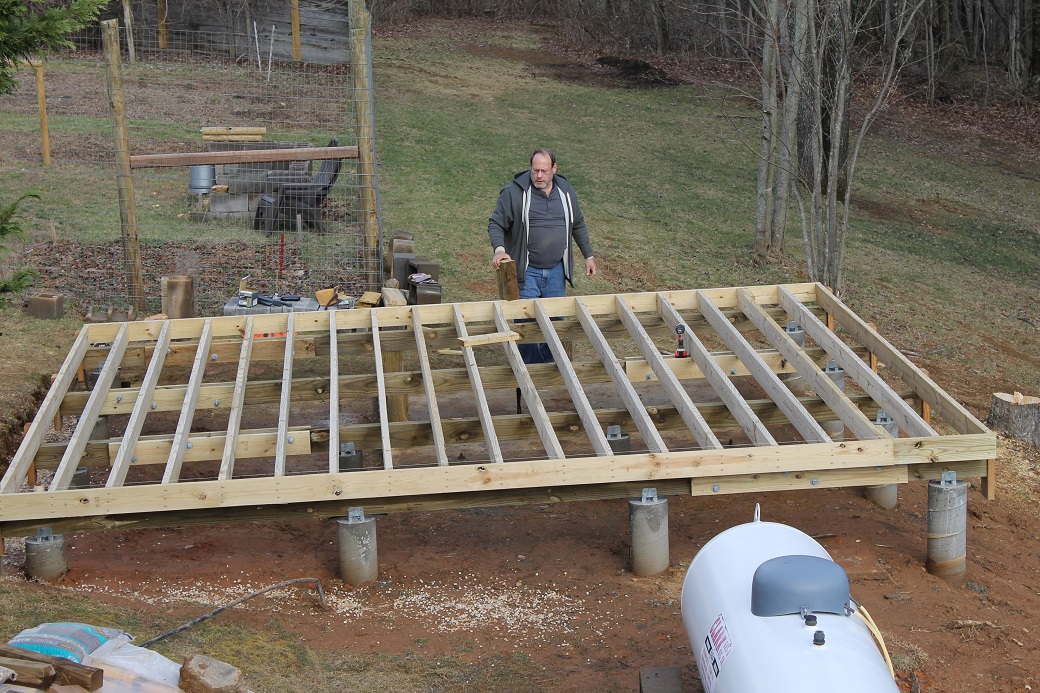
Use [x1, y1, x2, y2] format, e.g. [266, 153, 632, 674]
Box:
[674, 324, 690, 358]
[256, 294, 290, 307]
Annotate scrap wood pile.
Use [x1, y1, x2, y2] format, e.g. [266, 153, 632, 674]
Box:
[0, 643, 101, 692]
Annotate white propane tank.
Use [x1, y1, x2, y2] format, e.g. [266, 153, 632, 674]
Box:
[681, 507, 899, 693]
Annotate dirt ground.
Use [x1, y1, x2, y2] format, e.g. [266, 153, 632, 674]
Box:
[2, 438, 1038, 693]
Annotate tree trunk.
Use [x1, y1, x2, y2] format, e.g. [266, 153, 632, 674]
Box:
[770, 0, 809, 253]
[987, 392, 1040, 447]
[754, 0, 780, 257]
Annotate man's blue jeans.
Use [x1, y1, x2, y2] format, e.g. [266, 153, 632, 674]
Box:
[518, 262, 565, 364]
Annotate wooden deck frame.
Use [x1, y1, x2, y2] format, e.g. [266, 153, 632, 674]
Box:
[0, 283, 995, 539]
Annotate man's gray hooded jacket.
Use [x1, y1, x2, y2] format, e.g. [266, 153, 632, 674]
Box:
[487, 170, 594, 289]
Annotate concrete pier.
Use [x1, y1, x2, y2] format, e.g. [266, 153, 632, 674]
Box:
[338, 507, 378, 585]
[630, 489, 669, 576]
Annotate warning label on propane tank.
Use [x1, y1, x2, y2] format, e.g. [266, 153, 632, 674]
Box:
[698, 613, 733, 693]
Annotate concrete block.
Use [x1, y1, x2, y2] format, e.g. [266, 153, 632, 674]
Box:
[409, 281, 442, 305]
[27, 293, 64, 319]
[179, 655, 248, 693]
[639, 666, 686, 693]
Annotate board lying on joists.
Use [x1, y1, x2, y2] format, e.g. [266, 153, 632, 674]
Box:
[0, 283, 996, 538]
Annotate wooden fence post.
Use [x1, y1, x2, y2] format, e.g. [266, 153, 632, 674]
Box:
[291, 0, 302, 61]
[121, 0, 136, 64]
[102, 20, 146, 314]
[348, 0, 383, 292]
[31, 61, 50, 166]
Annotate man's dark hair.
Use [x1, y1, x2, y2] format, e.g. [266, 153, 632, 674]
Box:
[530, 148, 556, 167]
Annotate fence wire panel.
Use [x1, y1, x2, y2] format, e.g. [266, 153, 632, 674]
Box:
[0, 13, 380, 315]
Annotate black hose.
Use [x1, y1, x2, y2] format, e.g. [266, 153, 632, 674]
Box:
[138, 577, 327, 648]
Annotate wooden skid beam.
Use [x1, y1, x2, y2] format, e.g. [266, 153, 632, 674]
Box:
[737, 289, 883, 441]
[699, 291, 831, 444]
[31, 392, 916, 470]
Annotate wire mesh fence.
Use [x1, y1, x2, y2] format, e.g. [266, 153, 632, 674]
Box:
[1, 4, 381, 316]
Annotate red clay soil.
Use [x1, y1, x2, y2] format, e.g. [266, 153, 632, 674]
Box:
[4, 440, 1037, 692]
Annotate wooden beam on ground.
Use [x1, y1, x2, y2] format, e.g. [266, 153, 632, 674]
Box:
[657, 294, 776, 446]
[493, 303, 564, 460]
[218, 317, 254, 481]
[328, 310, 341, 474]
[617, 296, 721, 450]
[163, 318, 212, 484]
[0, 327, 89, 493]
[535, 300, 612, 456]
[274, 313, 296, 477]
[51, 323, 129, 491]
[576, 297, 667, 452]
[129, 145, 359, 169]
[813, 284, 989, 434]
[698, 291, 831, 444]
[738, 289, 883, 441]
[781, 286, 937, 437]
[0, 643, 102, 690]
[457, 330, 520, 348]
[453, 303, 503, 463]
[371, 310, 393, 470]
[107, 320, 171, 488]
[413, 307, 449, 466]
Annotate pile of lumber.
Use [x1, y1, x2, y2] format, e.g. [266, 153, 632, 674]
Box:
[0, 643, 102, 692]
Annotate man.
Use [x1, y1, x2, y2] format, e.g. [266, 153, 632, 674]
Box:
[488, 148, 598, 363]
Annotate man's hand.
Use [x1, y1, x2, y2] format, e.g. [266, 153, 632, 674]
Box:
[585, 257, 598, 277]
[492, 250, 512, 269]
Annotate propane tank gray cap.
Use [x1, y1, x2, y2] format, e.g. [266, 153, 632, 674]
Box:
[750, 554, 850, 617]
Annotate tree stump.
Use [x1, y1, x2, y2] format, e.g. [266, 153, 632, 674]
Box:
[986, 392, 1040, 447]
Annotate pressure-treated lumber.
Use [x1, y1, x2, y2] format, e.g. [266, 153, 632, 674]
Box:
[457, 330, 520, 348]
[535, 299, 612, 456]
[0, 645, 101, 691]
[496, 258, 520, 300]
[778, 286, 934, 437]
[219, 317, 254, 480]
[493, 303, 564, 460]
[737, 289, 882, 441]
[371, 311, 394, 469]
[327, 310, 341, 473]
[412, 307, 449, 466]
[576, 297, 667, 452]
[453, 304, 503, 463]
[0, 656, 55, 689]
[699, 291, 831, 444]
[107, 320, 171, 488]
[129, 145, 359, 168]
[813, 284, 987, 434]
[616, 295, 721, 450]
[163, 318, 212, 484]
[51, 323, 129, 491]
[657, 294, 776, 446]
[274, 313, 296, 476]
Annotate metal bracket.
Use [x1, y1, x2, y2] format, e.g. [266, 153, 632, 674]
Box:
[606, 425, 622, 440]
[347, 506, 366, 523]
[940, 471, 957, 486]
[641, 488, 657, 503]
[36, 527, 54, 541]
